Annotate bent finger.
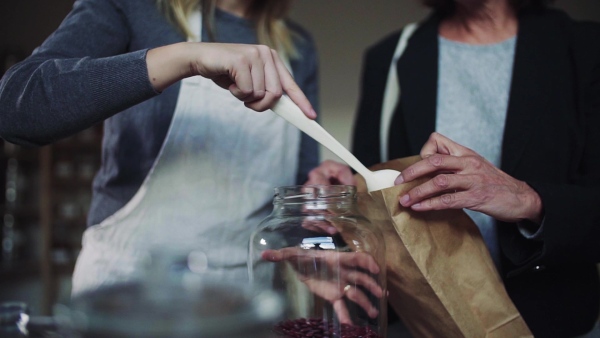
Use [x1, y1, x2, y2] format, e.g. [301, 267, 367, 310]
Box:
[399, 173, 457, 207]
[249, 47, 267, 101]
[245, 47, 282, 111]
[229, 67, 254, 101]
[338, 252, 380, 274]
[271, 50, 316, 119]
[344, 286, 379, 319]
[262, 47, 283, 99]
[245, 91, 280, 111]
[420, 132, 477, 158]
[408, 190, 471, 212]
[398, 154, 467, 184]
[333, 300, 353, 325]
[344, 270, 383, 298]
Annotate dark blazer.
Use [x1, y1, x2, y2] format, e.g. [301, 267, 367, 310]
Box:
[352, 8, 600, 338]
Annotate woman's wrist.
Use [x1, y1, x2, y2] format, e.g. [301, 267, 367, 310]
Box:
[146, 42, 194, 92]
[520, 182, 544, 224]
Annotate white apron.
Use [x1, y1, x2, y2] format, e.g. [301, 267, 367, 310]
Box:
[71, 11, 300, 296]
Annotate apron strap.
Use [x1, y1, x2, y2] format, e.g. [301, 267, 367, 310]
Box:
[189, 9, 202, 42]
[380, 23, 418, 162]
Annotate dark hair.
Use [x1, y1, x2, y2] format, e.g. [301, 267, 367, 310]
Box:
[423, 0, 554, 14]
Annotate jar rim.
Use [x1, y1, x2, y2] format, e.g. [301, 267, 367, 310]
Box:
[273, 185, 356, 203]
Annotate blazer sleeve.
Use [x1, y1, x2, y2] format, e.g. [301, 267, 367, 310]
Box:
[352, 31, 402, 168]
[502, 22, 600, 274]
[533, 38, 600, 265]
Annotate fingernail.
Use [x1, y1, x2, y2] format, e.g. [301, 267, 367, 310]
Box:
[394, 175, 404, 185]
[369, 307, 379, 318]
[310, 108, 317, 119]
[399, 194, 410, 205]
[412, 203, 422, 209]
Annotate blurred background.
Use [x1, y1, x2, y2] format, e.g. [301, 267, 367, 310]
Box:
[1, 0, 599, 317]
[288, 0, 600, 161]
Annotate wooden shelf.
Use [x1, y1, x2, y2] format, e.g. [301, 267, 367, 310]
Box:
[3, 143, 40, 163]
[0, 204, 39, 220]
[0, 259, 40, 280]
[1, 125, 102, 314]
[38, 125, 103, 314]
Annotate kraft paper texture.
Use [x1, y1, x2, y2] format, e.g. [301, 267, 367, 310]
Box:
[355, 156, 532, 338]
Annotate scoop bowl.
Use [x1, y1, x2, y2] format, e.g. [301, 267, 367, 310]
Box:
[364, 169, 402, 192]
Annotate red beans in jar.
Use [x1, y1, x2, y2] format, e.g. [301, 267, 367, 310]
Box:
[273, 318, 382, 338]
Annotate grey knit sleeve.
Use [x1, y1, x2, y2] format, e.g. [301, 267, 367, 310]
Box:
[0, 0, 159, 146]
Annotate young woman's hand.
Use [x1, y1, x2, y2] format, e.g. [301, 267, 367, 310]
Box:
[146, 42, 316, 119]
[395, 132, 543, 223]
[262, 247, 382, 324]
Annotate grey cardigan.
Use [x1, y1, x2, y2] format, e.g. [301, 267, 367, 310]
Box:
[0, 0, 320, 226]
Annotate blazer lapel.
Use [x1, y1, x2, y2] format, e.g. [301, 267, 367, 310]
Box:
[397, 14, 440, 154]
[397, 10, 568, 169]
[501, 10, 569, 173]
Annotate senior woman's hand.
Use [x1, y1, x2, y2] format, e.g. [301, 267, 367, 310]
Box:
[395, 132, 544, 224]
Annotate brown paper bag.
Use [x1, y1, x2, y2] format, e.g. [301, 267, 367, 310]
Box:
[356, 156, 532, 338]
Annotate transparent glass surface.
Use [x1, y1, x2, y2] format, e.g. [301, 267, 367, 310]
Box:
[57, 249, 284, 338]
[249, 185, 387, 338]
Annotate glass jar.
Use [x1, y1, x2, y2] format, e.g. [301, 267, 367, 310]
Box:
[57, 248, 285, 338]
[249, 185, 387, 338]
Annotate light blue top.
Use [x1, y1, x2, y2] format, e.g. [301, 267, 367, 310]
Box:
[436, 35, 517, 269]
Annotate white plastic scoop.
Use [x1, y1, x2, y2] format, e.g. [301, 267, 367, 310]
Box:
[271, 96, 401, 192]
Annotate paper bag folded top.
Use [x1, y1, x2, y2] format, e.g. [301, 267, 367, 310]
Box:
[355, 156, 532, 338]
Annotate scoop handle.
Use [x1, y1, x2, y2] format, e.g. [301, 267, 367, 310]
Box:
[271, 96, 372, 179]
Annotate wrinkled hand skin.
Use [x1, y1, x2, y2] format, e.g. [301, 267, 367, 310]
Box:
[395, 132, 543, 224]
[262, 248, 382, 324]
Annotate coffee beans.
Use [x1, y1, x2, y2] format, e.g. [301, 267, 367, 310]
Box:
[273, 317, 382, 338]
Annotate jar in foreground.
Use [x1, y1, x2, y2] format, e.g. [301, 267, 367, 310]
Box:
[56, 248, 285, 338]
[249, 185, 387, 338]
